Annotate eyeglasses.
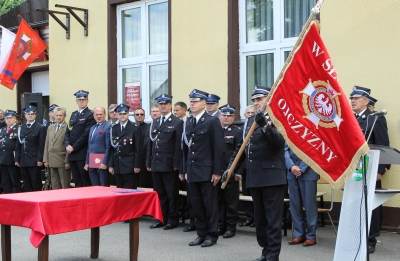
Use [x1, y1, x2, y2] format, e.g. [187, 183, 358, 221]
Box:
[135, 113, 144, 116]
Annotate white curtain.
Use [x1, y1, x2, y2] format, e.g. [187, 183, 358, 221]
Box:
[149, 2, 168, 55]
[284, 0, 314, 38]
[122, 8, 141, 58]
[246, 53, 274, 103]
[246, 0, 274, 43]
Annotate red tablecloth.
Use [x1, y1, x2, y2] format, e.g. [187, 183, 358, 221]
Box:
[0, 186, 162, 248]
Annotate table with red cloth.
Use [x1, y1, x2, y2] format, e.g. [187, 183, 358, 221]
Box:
[0, 186, 162, 261]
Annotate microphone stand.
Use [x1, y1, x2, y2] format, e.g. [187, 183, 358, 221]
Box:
[363, 113, 381, 261]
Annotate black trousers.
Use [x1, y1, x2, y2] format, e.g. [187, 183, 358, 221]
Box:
[218, 180, 239, 232]
[139, 169, 153, 188]
[115, 173, 139, 189]
[369, 180, 383, 245]
[20, 166, 42, 192]
[152, 171, 179, 225]
[0, 165, 20, 193]
[188, 181, 219, 240]
[250, 185, 285, 259]
[70, 160, 90, 187]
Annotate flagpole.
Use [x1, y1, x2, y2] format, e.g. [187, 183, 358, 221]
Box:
[221, 0, 326, 189]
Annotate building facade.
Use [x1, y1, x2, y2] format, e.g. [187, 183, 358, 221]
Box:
[2, 0, 400, 227]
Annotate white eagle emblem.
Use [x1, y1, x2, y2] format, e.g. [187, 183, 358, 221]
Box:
[301, 80, 343, 129]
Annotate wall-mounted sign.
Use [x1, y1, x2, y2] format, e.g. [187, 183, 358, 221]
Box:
[124, 81, 141, 111]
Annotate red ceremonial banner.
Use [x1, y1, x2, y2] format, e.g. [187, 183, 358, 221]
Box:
[267, 21, 368, 184]
[0, 19, 47, 90]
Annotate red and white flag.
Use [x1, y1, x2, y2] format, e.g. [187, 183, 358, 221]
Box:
[0, 19, 47, 90]
[267, 20, 368, 184]
[0, 26, 16, 73]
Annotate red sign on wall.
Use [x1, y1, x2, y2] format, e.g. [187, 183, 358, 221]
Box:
[125, 82, 141, 111]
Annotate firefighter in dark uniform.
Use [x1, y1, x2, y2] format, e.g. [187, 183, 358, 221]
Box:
[147, 94, 183, 230]
[218, 104, 242, 239]
[15, 105, 46, 192]
[0, 110, 20, 193]
[108, 104, 141, 189]
[350, 85, 390, 254]
[236, 87, 286, 261]
[65, 90, 95, 187]
[206, 94, 220, 117]
[181, 89, 224, 248]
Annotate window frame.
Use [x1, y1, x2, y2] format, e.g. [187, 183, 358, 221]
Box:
[238, 0, 308, 116]
[116, 0, 168, 118]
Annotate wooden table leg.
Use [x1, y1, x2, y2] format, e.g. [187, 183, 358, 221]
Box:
[1, 225, 11, 261]
[129, 219, 139, 261]
[37, 236, 48, 261]
[90, 227, 100, 259]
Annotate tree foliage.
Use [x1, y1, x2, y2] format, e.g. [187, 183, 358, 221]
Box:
[0, 0, 26, 16]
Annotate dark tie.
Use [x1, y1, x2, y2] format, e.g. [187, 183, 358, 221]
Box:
[121, 124, 125, 132]
[192, 117, 197, 127]
[56, 124, 60, 132]
[27, 123, 31, 128]
[160, 116, 165, 126]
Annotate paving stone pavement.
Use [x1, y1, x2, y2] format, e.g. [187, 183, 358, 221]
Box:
[8, 219, 400, 261]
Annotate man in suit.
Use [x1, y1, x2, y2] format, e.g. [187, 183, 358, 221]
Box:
[134, 108, 152, 188]
[174, 101, 196, 232]
[182, 89, 224, 247]
[0, 110, 20, 193]
[173, 101, 187, 120]
[147, 94, 183, 230]
[236, 87, 287, 261]
[15, 105, 46, 192]
[65, 90, 95, 187]
[240, 105, 256, 227]
[108, 104, 119, 126]
[150, 105, 161, 120]
[285, 146, 318, 246]
[84, 107, 111, 186]
[43, 107, 71, 189]
[350, 85, 390, 254]
[218, 104, 242, 239]
[206, 94, 220, 117]
[109, 104, 141, 188]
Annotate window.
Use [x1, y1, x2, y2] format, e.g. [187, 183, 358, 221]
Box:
[117, 0, 168, 117]
[239, 0, 314, 114]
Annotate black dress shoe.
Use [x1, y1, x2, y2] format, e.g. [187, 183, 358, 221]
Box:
[222, 230, 235, 238]
[368, 244, 376, 254]
[201, 239, 217, 247]
[254, 256, 266, 261]
[183, 224, 196, 232]
[149, 222, 164, 229]
[188, 237, 205, 246]
[163, 223, 178, 230]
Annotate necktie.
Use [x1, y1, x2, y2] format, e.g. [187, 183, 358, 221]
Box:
[91, 124, 100, 140]
[121, 124, 125, 132]
[27, 123, 31, 128]
[56, 124, 60, 132]
[160, 116, 165, 126]
[192, 117, 197, 127]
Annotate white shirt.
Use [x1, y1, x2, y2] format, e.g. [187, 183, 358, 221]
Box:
[356, 108, 368, 117]
[78, 107, 87, 114]
[120, 121, 128, 131]
[193, 110, 206, 124]
[160, 112, 172, 123]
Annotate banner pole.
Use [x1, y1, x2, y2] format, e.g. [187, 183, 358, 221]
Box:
[221, 0, 326, 189]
